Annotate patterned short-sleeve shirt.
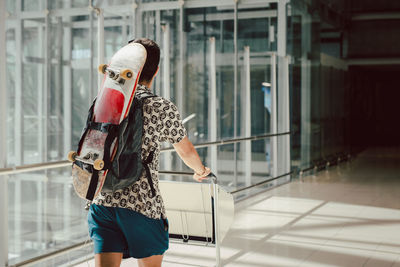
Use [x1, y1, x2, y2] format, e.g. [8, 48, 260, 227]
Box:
[93, 85, 187, 219]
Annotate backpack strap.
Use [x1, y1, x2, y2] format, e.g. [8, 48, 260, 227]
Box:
[136, 90, 157, 198]
[73, 160, 99, 201]
[143, 150, 156, 198]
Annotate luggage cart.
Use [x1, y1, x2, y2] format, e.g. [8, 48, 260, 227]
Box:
[159, 172, 234, 267]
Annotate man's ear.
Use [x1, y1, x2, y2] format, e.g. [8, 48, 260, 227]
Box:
[154, 66, 159, 78]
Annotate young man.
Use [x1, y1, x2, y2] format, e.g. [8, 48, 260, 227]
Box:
[87, 38, 211, 267]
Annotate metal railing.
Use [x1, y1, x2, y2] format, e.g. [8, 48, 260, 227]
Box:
[0, 132, 290, 176]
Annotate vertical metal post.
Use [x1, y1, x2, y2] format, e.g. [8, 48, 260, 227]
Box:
[162, 24, 172, 173]
[15, 0, 23, 165]
[63, 179, 71, 239]
[137, 6, 143, 38]
[37, 179, 43, 250]
[0, 0, 9, 265]
[97, 8, 104, 92]
[0, 0, 7, 167]
[277, 0, 288, 57]
[270, 53, 278, 178]
[89, 6, 95, 103]
[14, 178, 21, 256]
[178, 1, 184, 115]
[268, 19, 274, 50]
[122, 15, 128, 44]
[233, 0, 238, 188]
[244, 46, 251, 187]
[155, 10, 161, 95]
[63, 1, 72, 238]
[300, 13, 311, 168]
[209, 37, 218, 175]
[55, 17, 63, 159]
[277, 0, 291, 179]
[177, 1, 185, 180]
[43, 3, 51, 249]
[211, 177, 220, 267]
[162, 24, 170, 100]
[38, 24, 44, 161]
[130, 3, 137, 38]
[14, 1, 24, 254]
[44, 7, 50, 162]
[284, 56, 291, 176]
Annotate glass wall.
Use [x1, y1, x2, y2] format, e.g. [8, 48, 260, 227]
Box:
[7, 167, 88, 266]
[288, 0, 350, 173]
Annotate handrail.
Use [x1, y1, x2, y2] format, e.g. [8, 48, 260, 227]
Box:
[0, 132, 291, 176]
[159, 171, 293, 195]
[9, 241, 93, 267]
[0, 160, 71, 176]
[230, 171, 292, 194]
[161, 132, 290, 152]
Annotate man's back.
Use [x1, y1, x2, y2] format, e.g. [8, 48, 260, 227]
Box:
[93, 84, 187, 220]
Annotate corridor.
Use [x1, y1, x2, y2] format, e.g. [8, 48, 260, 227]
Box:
[76, 147, 400, 267]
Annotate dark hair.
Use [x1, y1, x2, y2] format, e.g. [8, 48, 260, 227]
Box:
[129, 38, 160, 83]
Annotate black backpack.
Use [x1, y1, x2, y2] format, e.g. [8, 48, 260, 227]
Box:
[79, 90, 157, 198]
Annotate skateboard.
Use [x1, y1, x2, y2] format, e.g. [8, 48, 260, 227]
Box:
[68, 43, 147, 201]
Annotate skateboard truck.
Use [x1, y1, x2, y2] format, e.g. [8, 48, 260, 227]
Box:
[67, 150, 104, 171]
[98, 64, 133, 82]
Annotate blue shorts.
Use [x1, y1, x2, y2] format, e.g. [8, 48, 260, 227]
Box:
[87, 204, 169, 259]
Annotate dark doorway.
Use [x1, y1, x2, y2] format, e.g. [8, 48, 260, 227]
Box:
[349, 65, 400, 148]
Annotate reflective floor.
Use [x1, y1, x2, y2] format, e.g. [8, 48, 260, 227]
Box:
[75, 147, 400, 267]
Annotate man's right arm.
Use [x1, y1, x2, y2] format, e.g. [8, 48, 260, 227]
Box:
[173, 136, 211, 182]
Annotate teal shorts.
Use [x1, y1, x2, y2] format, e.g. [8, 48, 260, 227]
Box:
[87, 204, 169, 259]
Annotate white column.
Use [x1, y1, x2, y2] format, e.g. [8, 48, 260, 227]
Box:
[155, 10, 161, 96]
[63, 4, 72, 238]
[162, 25, 172, 173]
[89, 9, 94, 103]
[283, 56, 291, 175]
[38, 25, 44, 161]
[277, 0, 289, 57]
[178, 1, 185, 113]
[270, 53, 278, 178]
[63, 181, 71, 239]
[0, 0, 9, 265]
[14, 179, 21, 258]
[37, 180, 43, 252]
[15, 0, 23, 165]
[97, 8, 104, 92]
[0, 0, 7, 167]
[300, 13, 311, 168]
[130, 3, 137, 39]
[55, 17, 63, 159]
[209, 37, 218, 175]
[233, 0, 239, 187]
[43, 8, 50, 162]
[278, 0, 291, 179]
[122, 15, 128, 44]
[244, 46, 252, 186]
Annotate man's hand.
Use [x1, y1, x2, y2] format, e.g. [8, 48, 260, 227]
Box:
[193, 167, 211, 182]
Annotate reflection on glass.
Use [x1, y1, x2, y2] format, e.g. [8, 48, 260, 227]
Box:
[7, 168, 88, 266]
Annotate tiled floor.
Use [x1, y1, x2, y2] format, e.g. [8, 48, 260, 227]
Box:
[75, 147, 400, 267]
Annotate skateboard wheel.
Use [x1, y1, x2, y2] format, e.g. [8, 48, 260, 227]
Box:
[67, 151, 77, 162]
[93, 159, 104, 170]
[120, 69, 133, 80]
[98, 64, 107, 74]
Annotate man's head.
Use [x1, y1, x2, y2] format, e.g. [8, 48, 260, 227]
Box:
[129, 38, 160, 84]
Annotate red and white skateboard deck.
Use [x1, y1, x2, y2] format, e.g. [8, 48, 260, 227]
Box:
[69, 43, 147, 200]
